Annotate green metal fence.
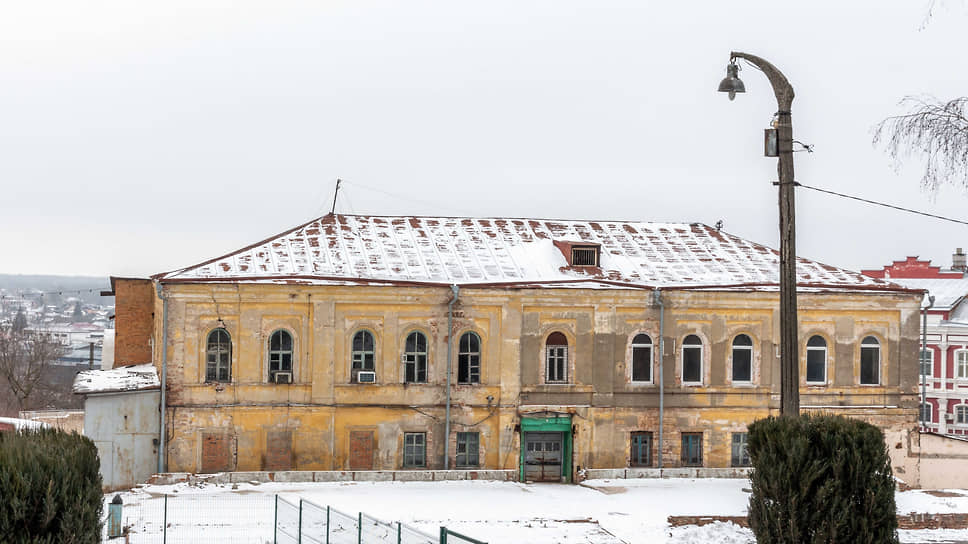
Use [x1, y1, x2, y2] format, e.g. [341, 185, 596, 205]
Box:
[273, 496, 482, 544]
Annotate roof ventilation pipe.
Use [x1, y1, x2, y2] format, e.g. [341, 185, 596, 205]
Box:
[444, 284, 460, 470]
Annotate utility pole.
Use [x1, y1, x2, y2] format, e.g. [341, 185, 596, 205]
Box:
[719, 51, 800, 416]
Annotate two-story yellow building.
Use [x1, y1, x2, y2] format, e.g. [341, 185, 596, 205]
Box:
[121, 214, 922, 483]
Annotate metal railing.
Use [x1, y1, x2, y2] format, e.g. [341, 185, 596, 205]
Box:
[274, 496, 481, 544]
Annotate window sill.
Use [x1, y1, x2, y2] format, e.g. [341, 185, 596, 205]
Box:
[629, 381, 656, 386]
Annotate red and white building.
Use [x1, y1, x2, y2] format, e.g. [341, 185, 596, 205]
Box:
[863, 250, 968, 435]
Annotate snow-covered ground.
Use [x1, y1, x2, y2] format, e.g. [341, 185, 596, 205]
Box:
[104, 478, 968, 543]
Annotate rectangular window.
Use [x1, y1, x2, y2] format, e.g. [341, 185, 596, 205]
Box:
[806, 347, 826, 383]
[958, 351, 968, 379]
[860, 345, 879, 385]
[732, 348, 752, 382]
[920, 349, 933, 378]
[630, 432, 653, 467]
[957, 406, 968, 424]
[456, 432, 480, 467]
[920, 403, 932, 423]
[546, 346, 568, 383]
[682, 347, 702, 384]
[403, 432, 426, 468]
[731, 433, 751, 467]
[681, 432, 703, 467]
[631, 345, 652, 382]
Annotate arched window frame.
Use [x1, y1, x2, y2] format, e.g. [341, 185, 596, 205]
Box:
[403, 330, 429, 384]
[350, 329, 376, 383]
[805, 335, 829, 385]
[267, 329, 295, 383]
[681, 334, 704, 386]
[545, 331, 570, 384]
[457, 331, 482, 385]
[859, 335, 882, 386]
[730, 334, 754, 384]
[205, 328, 232, 383]
[629, 333, 654, 384]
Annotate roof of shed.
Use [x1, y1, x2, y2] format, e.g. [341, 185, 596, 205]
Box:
[72, 364, 160, 395]
[154, 214, 913, 293]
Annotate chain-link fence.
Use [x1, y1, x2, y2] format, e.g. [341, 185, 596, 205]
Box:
[274, 496, 477, 544]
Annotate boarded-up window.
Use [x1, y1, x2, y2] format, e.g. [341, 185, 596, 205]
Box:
[264, 431, 292, 471]
[201, 432, 233, 473]
[349, 431, 375, 470]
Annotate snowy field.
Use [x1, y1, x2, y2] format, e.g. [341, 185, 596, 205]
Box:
[105, 478, 968, 543]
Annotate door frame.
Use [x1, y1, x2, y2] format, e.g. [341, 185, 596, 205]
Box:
[519, 415, 572, 482]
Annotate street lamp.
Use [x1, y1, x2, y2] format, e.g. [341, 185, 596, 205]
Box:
[719, 51, 799, 417]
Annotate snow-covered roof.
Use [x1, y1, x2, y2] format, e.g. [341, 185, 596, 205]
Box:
[0, 417, 50, 431]
[72, 364, 160, 395]
[884, 278, 968, 310]
[155, 214, 913, 293]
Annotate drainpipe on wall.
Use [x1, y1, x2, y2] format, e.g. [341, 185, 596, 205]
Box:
[653, 288, 665, 469]
[921, 294, 935, 428]
[445, 284, 460, 470]
[155, 282, 169, 474]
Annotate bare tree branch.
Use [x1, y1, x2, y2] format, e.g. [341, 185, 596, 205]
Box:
[0, 327, 69, 412]
[874, 96, 968, 193]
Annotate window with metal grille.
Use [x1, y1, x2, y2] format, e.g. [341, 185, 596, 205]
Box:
[545, 332, 568, 383]
[458, 332, 481, 384]
[404, 331, 428, 383]
[631, 334, 652, 383]
[731, 334, 753, 383]
[681, 335, 703, 384]
[268, 330, 293, 381]
[456, 432, 479, 467]
[860, 336, 880, 385]
[731, 433, 750, 467]
[206, 329, 232, 382]
[403, 432, 426, 468]
[630, 431, 652, 467]
[681, 432, 703, 467]
[806, 335, 827, 384]
[570, 246, 599, 266]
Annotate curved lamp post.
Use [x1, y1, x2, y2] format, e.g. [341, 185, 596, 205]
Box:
[719, 51, 799, 417]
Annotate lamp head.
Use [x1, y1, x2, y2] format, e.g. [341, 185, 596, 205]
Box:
[718, 62, 745, 101]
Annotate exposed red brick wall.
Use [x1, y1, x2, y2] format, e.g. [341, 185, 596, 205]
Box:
[113, 278, 155, 366]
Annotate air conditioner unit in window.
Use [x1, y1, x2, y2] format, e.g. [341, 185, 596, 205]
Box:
[273, 371, 292, 384]
[357, 371, 377, 383]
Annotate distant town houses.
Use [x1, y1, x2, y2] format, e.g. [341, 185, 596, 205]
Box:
[862, 250, 968, 438]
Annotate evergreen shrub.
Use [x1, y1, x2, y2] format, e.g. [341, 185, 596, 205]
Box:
[747, 414, 898, 544]
[0, 428, 104, 543]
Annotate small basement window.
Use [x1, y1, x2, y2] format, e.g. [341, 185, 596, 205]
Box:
[571, 246, 600, 266]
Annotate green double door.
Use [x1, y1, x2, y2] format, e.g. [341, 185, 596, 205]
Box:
[520, 415, 572, 483]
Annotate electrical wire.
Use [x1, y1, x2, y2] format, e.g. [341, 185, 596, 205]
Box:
[342, 179, 479, 216]
[798, 182, 968, 227]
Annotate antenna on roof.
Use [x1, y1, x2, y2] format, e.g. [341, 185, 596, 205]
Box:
[330, 178, 342, 215]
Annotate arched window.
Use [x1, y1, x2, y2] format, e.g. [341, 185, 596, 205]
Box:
[731, 334, 753, 383]
[351, 330, 375, 381]
[404, 331, 428, 383]
[957, 405, 968, 425]
[860, 336, 880, 385]
[545, 332, 569, 383]
[458, 332, 481, 384]
[681, 335, 703, 385]
[206, 329, 232, 382]
[630, 334, 653, 383]
[268, 330, 293, 382]
[806, 335, 827, 384]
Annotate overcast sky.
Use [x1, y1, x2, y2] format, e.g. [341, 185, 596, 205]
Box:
[2, 1, 967, 278]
